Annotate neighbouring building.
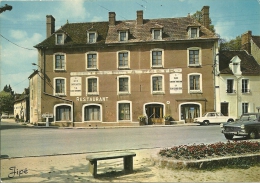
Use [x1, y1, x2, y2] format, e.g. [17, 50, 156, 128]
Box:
[215, 50, 260, 118]
[13, 88, 30, 122]
[31, 6, 218, 127]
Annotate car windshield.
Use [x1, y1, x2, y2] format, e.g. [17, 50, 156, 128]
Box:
[240, 114, 257, 120]
[202, 113, 207, 117]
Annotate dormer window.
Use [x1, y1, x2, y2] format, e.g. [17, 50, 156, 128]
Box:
[87, 32, 97, 43]
[56, 33, 65, 45]
[188, 27, 199, 38]
[229, 56, 242, 76]
[152, 29, 162, 40]
[119, 31, 128, 41]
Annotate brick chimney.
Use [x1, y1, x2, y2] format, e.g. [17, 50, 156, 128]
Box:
[201, 6, 210, 29]
[137, 10, 143, 25]
[241, 31, 252, 54]
[46, 15, 55, 38]
[109, 12, 116, 26]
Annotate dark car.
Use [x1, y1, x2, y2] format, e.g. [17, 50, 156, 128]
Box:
[220, 113, 260, 140]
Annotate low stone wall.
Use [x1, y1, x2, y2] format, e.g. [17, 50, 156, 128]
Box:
[151, 151, 260, 169]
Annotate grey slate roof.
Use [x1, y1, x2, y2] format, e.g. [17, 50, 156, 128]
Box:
[35, 16, 217, 48]
[219, 50, 260, 75]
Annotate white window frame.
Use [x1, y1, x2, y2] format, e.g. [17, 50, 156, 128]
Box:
[242, 79, 250, 93]
[188, 73, 202, 93]
[187, 47, 201, 67]
[150, 48, 164, 68]
[117, 75, 131, 95]
[82, 103, 102, 122]
[86, 76, 99, 95]
[85, 51, 98, 70]
[54, 77, 66, 96]
[118, 31, 128, 41]
[53, 53, 66, 71]
[87, 31, 97, 43]
[242, 102, 249, 114]
[226, 79, 235, 94]
[151, 74, 165, 94]
[188, 27, 199, 38]
[117, 50, 130, 69]
[54, 103, 73, 122]
[117, 100, 132, 122]
[152, 29, 162, 40]
[55, 33, 65, 45]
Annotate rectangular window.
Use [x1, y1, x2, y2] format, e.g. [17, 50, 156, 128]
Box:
[85, 105, 100, 121]
[56, 34, 64, 45]
[88, 78, 97, 93]
[56, 106, 71, 121]
[189, 75, 200, 91]
[189, 50, 199, 65]
[227, 79, 234, 93]
[190, 28, 198, 38]
[242, 79, 249, 93]
[55, 79, 65, 94]
[118, 103, 130, 120]
[242, 103, 248, 114]
[87, 54, 97, 69]
[153, 30, 161, 40]
[118, 52, 128, 68]
[119, 78, 129, 92]
[89, 33, 96, 43]
[152, 51, 162, 67]
[55, 54, 65, 70]
[120, 32, 127, 41]
[152, 76, 162, 91]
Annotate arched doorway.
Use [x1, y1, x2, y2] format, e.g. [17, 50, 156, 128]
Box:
[145, 103, 164, 125]
[180, 103, 200, 123]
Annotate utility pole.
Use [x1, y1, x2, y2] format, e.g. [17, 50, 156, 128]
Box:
[0, 4, 12, 14]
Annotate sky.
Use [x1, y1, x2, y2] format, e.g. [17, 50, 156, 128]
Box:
[0, 0, 260, 94]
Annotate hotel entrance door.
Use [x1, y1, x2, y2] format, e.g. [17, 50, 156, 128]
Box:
[145, 104, 164, 125]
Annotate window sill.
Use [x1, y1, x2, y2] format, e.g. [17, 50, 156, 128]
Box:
[55, 94, 66, 97]
[87, 93, 99, 96]
[54, 69, 66, 72]
[86, 68, 98, 71]
[118, 67, 130, 70]
[189, 91, 202, 94]
[188, 64, 201, 68]
[118, 92, 130, 95]
[151, 66, 163, 69]
[152, 92, 165, 95]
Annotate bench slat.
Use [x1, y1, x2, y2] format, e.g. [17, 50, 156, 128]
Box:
[86, 151, 136, 161]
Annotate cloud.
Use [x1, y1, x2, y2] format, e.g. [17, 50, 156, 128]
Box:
[214, 21, 236, 40]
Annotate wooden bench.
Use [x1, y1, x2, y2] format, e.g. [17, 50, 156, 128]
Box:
[86, 151, 136, 177]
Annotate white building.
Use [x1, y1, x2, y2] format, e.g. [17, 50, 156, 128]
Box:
[215, 50, 260, 119]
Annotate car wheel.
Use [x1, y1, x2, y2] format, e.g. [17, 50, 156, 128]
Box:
[248, 130, 258, 139]
[203, 120, 209, 125]
[224, 134, 234, 140]
[227, 119, 234, 122]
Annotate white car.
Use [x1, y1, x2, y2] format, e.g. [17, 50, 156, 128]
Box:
[194, 112, 235, 125]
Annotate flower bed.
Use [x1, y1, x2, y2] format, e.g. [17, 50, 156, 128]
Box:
[157, 141, 260, 169]
[159, 141, 260, 160]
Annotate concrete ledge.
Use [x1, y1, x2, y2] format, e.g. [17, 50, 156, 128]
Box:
[151, 151, 260, 169]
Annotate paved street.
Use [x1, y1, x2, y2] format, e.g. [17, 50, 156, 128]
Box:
[1, 120, 229, 158]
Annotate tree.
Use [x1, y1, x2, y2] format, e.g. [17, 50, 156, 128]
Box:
[219, 36, 242, 51]
[0, 91, 14, 114]
[3, 84, 14, 95]
[191, 11, 215, 33]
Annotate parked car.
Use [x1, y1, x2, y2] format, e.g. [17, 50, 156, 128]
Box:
[220, 113, 260, 140]
[194, 112, 235, 125]
[1, 113, 9, 119]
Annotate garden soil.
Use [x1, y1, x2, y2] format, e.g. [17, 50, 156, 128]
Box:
[1, 148, 260, 182]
